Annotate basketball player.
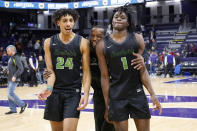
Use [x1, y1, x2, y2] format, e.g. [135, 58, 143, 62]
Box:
[90, 26, 115, 131]
[38, 9, 91, 131]
[96, 4, 162, 131]
[43, 25, 151, 130]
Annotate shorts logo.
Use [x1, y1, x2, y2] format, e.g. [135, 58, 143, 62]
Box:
[107, 45, 113, 49]
[137, 88, 142, 93]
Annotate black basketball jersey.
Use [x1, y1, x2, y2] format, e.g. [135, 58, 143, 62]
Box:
[90, 44, 101, 90]
[50, 34, 82, 92]
[104, 32, 142, 100]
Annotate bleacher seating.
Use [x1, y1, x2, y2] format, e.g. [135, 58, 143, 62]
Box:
[180, 57, 197, 75]
[154, 24, 180, 53]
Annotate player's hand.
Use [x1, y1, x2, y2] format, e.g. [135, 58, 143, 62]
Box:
[77, 94, 89, 110]
[43, 69, 52, 80]
[104, 109, 113, 124]
[38, 89, 52, 100]
[131, 53, 145, 70]
[151, 95, 162, 115]
[12, 76, 16, 82]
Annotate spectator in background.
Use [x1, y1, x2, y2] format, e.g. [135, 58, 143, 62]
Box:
[164, 51, 175, 78]
[2, 51, 9, 66]
[142, 42, 150, 71]
[145, 39, 151, 51]
[160, 51, 167, 75]
[29, 52, 38, 87]
[174, 52, 181, 76]
[160, 51, 166, 65]
[27, 40, 33, 52]
[15, 38, 23, 54]
[170, 49, 176, 57]
[20, 52, 29, 86]
[149, 51, 158, 75]
[37, 55, 46, 84]
[9, 34, 15, 44]
[0, 47, 4, 60]
[182, 43, 189, 58]
[34, 40, 41, 56]
[151, 39, 157, 52]
[149, 27, 156, 48]
[148, 31, 154, 49]
[175, 52, 181, 66]
[189, 43, 197, 57]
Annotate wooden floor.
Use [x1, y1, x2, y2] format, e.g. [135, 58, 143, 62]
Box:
[0, 76, 197, 131]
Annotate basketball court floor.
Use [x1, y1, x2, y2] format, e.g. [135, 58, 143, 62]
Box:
[0, 76, 197, 131]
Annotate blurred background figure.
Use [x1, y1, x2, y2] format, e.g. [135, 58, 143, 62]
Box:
[28, 52, 38, 87]
[165, 51, 175, 78]
[37, 55, 46, 84]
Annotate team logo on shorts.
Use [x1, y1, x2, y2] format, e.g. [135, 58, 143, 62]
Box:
[102, 0, 108, 6]
[38, 3, 44, 9]
[4, 2, 9, 8]
[74, 3, 79, 8]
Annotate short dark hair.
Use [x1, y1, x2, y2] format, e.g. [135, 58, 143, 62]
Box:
[109, 3, 135, 33]
[52, 9, 79, 25]
[92, 25, 106, 33]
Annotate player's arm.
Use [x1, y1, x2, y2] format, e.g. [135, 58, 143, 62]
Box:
[133, 33, 162, 114]
[38, 38, 56, 100]
[96, 39, 111, 122]
[135, 34, 154, 95]
[77, 38, 91, 110]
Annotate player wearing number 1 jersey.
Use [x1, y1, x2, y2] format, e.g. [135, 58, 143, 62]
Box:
[96, 4, 161, 131]
[38, 9, 91, 131]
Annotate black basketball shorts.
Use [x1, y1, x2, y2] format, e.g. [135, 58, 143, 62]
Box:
[108, 90, 151, 121]
[44, 91, 81, 122]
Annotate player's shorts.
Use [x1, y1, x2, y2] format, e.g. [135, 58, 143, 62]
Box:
[44, 90, 81, 122]
[108, 89, 151, 121]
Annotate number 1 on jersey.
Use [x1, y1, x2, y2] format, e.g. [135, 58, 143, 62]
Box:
[121, 57, 128, 70]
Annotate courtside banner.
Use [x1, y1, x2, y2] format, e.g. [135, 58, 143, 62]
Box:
[0, 0, 144, 9]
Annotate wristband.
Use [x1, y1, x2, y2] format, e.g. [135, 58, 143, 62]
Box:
[46, 85, 53, 92]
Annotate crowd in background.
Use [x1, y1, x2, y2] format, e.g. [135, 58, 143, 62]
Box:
[0, 30, 46, 86]
[0, 23, 197, 86]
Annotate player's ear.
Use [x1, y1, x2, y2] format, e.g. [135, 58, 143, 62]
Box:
[126, 21, 129, 26]
[57, 20, 60, 27]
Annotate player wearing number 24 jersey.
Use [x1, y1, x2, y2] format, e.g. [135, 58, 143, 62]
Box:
[38, 9, 91, 131]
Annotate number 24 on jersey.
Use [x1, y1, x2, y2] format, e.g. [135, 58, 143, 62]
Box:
[56, 57, 73, 70]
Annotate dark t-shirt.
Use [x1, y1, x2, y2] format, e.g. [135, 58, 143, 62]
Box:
[90, 44, 101, 90]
